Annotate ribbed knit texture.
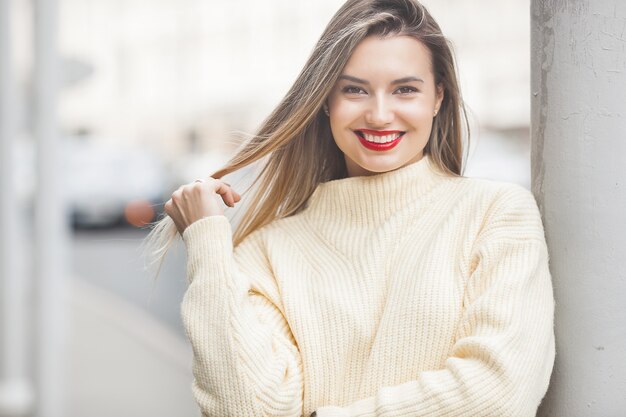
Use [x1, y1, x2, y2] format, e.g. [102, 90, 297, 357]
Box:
[181, 155, 555, 417]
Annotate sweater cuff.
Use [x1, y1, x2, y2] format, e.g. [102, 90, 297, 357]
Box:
[181, 215, 233, 284]
[316, 396, 376, 417]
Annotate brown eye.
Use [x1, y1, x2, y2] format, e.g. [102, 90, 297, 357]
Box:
[342, 86, 366, 94]
[396, 86, 418, 94]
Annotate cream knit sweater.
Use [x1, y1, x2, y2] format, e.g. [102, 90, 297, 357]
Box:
[181, 155, 555, 417]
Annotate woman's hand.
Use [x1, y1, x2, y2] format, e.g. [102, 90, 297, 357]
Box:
[164, 177, 241, 235]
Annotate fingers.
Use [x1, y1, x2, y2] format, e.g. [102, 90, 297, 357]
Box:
[194, 177, 240, 208]
[165, 177, 240, 217]
[212, 181, 238, 207]
[163, 198, 186, 234]
[163, 176, 240, 235]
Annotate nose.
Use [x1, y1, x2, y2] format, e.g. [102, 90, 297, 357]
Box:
[365, 95, 394, 126]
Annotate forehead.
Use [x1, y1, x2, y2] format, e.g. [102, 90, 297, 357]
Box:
[343, 35, 434, 80]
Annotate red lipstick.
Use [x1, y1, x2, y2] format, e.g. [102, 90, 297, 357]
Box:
[353, 129, 405, 151]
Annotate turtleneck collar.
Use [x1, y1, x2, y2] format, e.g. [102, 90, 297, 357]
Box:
[303, 155, 451, 227]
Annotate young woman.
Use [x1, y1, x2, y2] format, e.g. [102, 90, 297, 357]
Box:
[148, 0, 555, 415]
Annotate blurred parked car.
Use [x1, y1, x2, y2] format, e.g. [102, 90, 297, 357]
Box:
[67, 139, 168, 228]
[16, 136, 169, 229]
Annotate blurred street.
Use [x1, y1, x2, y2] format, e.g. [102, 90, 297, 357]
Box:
[68, 227, 197, 417]
[72, 228, 186, 338]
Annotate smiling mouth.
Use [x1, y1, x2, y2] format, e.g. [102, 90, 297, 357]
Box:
[354, 130, 406, 144]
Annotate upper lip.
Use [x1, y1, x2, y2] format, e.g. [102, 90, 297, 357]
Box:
[355, 129, 405, 136]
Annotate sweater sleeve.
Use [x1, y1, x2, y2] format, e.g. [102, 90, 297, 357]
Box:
[181, 215, 303, 417]
[315, 185, 556, 417]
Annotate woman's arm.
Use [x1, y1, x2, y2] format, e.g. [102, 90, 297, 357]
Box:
[313, 186, 556, 417]
[182, 215, 303, 417]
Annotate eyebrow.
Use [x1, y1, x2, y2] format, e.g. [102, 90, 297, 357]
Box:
[339, 75, 424, 84]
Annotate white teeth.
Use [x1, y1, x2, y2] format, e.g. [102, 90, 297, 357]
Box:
[362, 132, 402, 143]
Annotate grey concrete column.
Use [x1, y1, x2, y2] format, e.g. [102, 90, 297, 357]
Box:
[33, 0, 69, 416]
[0, 0, 34, 415]
[531, 1, 626, 416]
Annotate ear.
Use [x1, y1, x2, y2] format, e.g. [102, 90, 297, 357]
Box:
[435, 83, 444, 112]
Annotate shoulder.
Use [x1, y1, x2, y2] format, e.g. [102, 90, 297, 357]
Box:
[449, 176, 540, 218]
[452, 175, 537, 206]
[453, 176, 546, 244]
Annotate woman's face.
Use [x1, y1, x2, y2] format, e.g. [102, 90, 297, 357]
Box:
[327, 35, 443, 177]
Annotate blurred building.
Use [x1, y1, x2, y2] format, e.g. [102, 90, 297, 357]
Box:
[55, 0, 530, 160]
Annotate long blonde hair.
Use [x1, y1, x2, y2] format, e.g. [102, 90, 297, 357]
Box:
[145, 0, 469, 267]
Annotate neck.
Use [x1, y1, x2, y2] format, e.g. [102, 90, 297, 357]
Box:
[304, 154, 451, 227]
[344, 152, 425, 178]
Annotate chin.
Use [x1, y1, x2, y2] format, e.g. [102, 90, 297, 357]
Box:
[351, 157, 409, 176]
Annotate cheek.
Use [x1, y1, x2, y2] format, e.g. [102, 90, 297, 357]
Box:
[329, 103, 361, 134]
[397, 103, 432, 125]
